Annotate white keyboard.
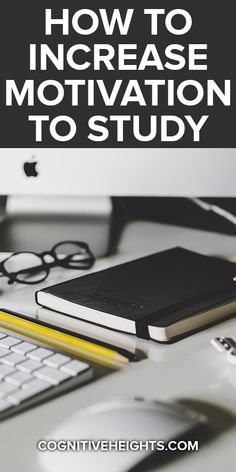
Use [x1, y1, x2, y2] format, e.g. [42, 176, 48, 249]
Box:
[0, 331, 93, 420]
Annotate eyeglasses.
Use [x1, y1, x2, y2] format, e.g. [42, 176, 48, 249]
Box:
[0, 241, 95, 285]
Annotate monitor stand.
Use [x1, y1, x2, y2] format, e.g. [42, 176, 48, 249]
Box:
[0, 196, 113, 257]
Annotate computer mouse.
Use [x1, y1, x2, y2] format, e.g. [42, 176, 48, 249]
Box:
[38, 397, 206, 472]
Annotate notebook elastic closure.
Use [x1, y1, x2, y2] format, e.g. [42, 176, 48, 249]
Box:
[135, 282, 236, 340]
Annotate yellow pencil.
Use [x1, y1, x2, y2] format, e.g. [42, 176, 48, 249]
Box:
[0, 311, 128, 369]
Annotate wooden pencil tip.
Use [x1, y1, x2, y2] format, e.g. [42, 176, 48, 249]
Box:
[116, 353, 129, 364]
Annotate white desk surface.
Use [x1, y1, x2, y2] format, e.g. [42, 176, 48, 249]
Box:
[1, 221, 236, 471]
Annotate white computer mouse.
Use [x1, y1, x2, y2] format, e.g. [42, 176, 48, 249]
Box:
[38, 397, 206, 472]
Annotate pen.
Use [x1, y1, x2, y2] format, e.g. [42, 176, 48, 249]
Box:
[0, 310, 129, 369]
[211, 337, 236, 353]
[211, 336, 236, 366]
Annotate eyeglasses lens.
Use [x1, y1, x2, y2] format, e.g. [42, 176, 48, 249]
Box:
[3, 253, 48, 283]
[54, 242, 94, 268]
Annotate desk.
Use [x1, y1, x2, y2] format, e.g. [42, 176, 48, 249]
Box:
[1, 222, 236, 471]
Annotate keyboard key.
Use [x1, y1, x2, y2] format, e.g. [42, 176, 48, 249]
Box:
[17, 359, 42, 373]
[12, 342, 37, 355]
[0, 333, 7, 340]
[0, 365, 16, 380]
[0, 399, 11, 412]
[61, 360, 90, 376]
[27, 347, 53, 362]
[22, 378, 51, 393]
[0, 381, 17, 397]
[5, 371, 33, 387]
[7, 389, 35, 405]
[8, 380, 51, 405]
[0, 336, 22, 349]
[44, 353, 71, 369]
[1, 353, 26, 367]
[0, 348, 9, 358]
[34, 366, 70, 385]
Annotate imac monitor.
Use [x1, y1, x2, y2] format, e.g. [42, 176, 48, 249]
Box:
[0, 148, 235, 256]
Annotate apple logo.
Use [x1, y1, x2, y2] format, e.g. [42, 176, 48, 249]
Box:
[23, 157, 39, 177]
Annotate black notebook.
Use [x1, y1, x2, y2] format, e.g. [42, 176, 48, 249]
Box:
[36, 247, 236, 342]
